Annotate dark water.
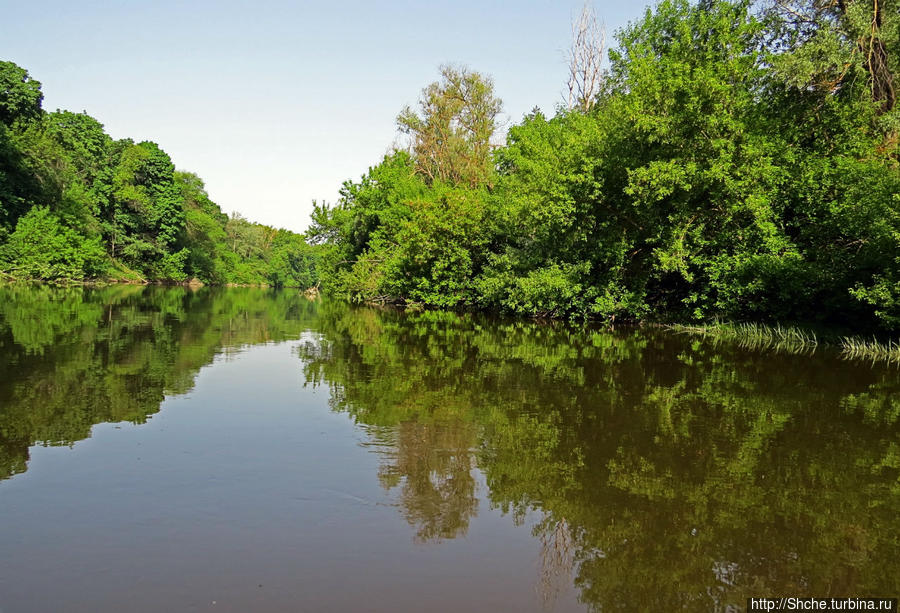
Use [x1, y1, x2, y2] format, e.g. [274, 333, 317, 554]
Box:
[0, 286, 898, 612]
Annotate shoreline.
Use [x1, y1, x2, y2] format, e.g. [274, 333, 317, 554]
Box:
[5, 278, 898, 363]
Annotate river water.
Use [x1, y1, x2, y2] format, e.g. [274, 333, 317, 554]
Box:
[0, 285, 897, 611]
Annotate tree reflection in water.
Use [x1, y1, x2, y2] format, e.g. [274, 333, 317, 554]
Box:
[369, 419, 478, 543]
[299, 301, 900, 611]
[0, 284, 319, 481]
[1, 289, 898, 611]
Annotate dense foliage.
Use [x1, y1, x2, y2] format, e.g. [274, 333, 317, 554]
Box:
[311, 0, 900, 331]
[0, 61, 319, 286]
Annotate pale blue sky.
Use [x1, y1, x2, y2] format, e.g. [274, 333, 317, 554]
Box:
[2, 1, 648, 232]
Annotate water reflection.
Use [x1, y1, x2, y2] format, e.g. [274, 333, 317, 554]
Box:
[0, 284, 318, 481]
[298, 302, 900, 610]
[367, 420, 479, 543]
[1, 287, 898, 611]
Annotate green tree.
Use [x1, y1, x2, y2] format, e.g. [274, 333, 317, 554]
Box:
[0, 61, 43, 126]
[0, 60, 315, 285]
[107, 140, 186, 277]
[175, 171, 228, 282]
[397, 65, 503, 188]
[307, 152, 428, 301]
[764, 0, 898, 116]
[0, 206, 105, 280]
[0, 62, 47, 232]
[267, 230, 320, 288]
[309, 150, 492, 305]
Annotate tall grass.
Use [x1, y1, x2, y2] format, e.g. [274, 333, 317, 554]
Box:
[668, 322, 819, 355]
[840, 336, 900, 364]
[669, 321, 900, 365]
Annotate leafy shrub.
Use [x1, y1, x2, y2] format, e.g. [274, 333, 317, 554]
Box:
[2, 206, 105, 280]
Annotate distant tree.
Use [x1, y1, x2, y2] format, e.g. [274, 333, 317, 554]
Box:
[397, 65, 503, 188]
[0, 60, 315, 285]
[225, 213, 264, 258]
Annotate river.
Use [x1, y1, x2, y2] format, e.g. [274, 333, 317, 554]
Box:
[0, 285, 897, 611]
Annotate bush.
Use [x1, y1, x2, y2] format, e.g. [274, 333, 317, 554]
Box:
[2, 206, 105, 280]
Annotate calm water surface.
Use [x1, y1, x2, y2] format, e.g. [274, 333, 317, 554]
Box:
[0, 285, 898, 612]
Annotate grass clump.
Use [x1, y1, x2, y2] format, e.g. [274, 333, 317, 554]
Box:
[668, 321, 819, 355]
[840, 337, 900, 364]
[671, 321, 900, 365]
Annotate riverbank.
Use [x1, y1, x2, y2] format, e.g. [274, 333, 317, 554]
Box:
[0, 276, 316, 290]
[355, 295, 900, 365]
[6, 272, 898, 365]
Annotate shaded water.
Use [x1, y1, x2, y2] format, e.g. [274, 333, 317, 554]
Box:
[0, 285, 898, 611]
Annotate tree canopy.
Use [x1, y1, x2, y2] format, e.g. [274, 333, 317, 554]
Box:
[397, 65, 503, 188]
[312, 0, 900, 333]
[0, 61, 43, 126]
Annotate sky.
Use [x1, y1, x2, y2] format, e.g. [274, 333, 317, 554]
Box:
[2, 0, 647, 233]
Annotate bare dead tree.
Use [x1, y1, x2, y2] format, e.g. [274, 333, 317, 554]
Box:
[567, 1, 606, 113]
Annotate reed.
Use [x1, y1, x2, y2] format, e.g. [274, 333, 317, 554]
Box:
[667, 321, 819, 355]
[840, 336, 900, 364]
[670, 321, 900, 365]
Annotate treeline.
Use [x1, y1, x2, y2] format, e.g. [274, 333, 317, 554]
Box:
[0, 61, 319, 286]
[310, 0, 900, 331]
